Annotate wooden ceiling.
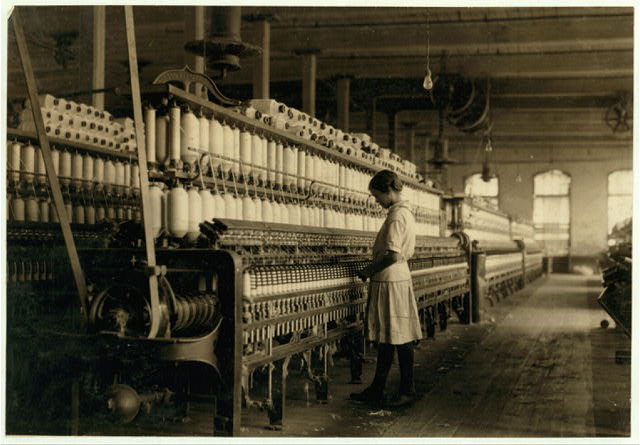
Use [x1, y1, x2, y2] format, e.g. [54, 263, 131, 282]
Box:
[6, 6, 634, 154]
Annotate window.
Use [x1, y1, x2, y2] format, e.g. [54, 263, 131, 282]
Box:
[608, 170, 633, 234]
[464, 173, 499, 208]
[533, 170, 571, 256]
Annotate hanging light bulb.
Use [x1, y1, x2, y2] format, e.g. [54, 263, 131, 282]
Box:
[422, 10, 433, 91]
[485, 136, 493, 152]
[423, 67, 433, 90]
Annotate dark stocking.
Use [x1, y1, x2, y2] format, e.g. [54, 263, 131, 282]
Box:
[397, 342, 415, 396]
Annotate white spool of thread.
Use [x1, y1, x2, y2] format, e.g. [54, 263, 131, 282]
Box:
[8, 141, 21, 182]
[186, 187, 202, 242]
[96, 206, 105, 222]
[107, 206, 116, 221]
[262, 199, 273, 223]
[270, 200, 280, 223]
[20, 143, 36, 184]
[297, 149, 306, 190]
[103, 159, 116, 193]
[115, 160, 125, 195]
[123, 162, 131, 195]
[25, 198, 38, 222]
[275, 142, 284, 188]
[70, 152, 83, 189]
[209, 118, 224, 170]
[81, 153, 94, 191]
[168, 184, 189, 238]
[279, 202, 288, 224]
[85, 205, 95, 225]
[314, 156, 324, 194]
[213, 192, 226, 218]
[131, 164, 140, 193]
[181, 107, 200, 167]
[200, 188, 215, 222]
[253, 197, 263, 222]
[74, 204, 85, 224]
[59, 151, 72, 186]
[93, 157, 104, 190]
[242, 195, 255, 221]
[266, 140, 276, 185]
[11, 197, 25, 222]
[116, 206, 124, 222]
[305, 153, 315, 191]
[198, 113, 209, 153]
[39, 200, 49, 223]
[224, 193, 236, 219]
[232, 126, 241, 177]
[287, 203, 300, 226]
[301, 205, 310, 226]
[35, 148, 47, 185]
[283, 146, 297, 189]
[222, 122, 234, 175]
[155, 114, 168, 165]
[169, 103, 181, 162]
[239, 130, 253, 179]
[148, 185, 164, 238]
[145, 106, 156, 163]
[252, 134, 265, 184]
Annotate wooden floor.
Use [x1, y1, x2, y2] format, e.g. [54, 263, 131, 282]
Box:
[242, 274, 632, 438]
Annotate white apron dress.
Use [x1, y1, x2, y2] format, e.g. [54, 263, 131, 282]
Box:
[366, 200, 422, 344]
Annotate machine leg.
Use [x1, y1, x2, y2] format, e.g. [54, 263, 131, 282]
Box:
[349, 333, 364, 383]
[426, 307, 436, 338]
[438, 302, 448, 331]
[267, 356, 290, 431]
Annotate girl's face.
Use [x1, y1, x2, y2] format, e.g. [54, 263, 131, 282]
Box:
[370, 188, 393, 209]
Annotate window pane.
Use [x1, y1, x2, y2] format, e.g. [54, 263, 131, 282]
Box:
[533, 196, 570, 224]
[608, 170, 633, 195]
[533, 170, 571, 256]
[534, 169, 571, 196]
[465, 173, 499, 197]
[608, 195, 632, 234]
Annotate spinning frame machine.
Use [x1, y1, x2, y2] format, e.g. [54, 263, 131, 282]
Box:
[5, 8, 543, 436]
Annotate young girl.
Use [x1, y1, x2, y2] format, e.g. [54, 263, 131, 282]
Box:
[350, 169, 422, 407]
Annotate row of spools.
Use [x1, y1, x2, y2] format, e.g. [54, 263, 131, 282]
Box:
[7, 194, 140, 225]
[6, 137, 440, 235]
[142, 100, 430, 211]
[150, 183, 441, 241]
[244, 99, 418, 178]
[20, 94, 137, 152]
[7, 140, 140, 196]
[153, 183, 384, 241]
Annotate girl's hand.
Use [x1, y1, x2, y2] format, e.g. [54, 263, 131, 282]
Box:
[357, 268, 370, 282]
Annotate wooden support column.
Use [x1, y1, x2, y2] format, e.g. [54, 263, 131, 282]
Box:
[297, 50, 320, 117]
[387, 111, 397, 150]
[402, 122, 417, 163]
[420, 134, 431, 177]
[336, 76, 351, 132]
[184, 6, 206, 97]
[252, 19, 271, 99]
[92, 6, 106, 109]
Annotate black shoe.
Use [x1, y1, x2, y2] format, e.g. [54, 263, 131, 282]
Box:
[349, 386, 383, 403]
[386, 392, 416, 407]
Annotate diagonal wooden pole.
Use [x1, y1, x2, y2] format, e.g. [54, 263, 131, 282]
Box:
[124, 5, 162, 338]
[10, 7, 89, 330]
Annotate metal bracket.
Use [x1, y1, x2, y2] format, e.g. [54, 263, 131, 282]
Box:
[145, 265, 167, 277]
[152, 66, 241, 106]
